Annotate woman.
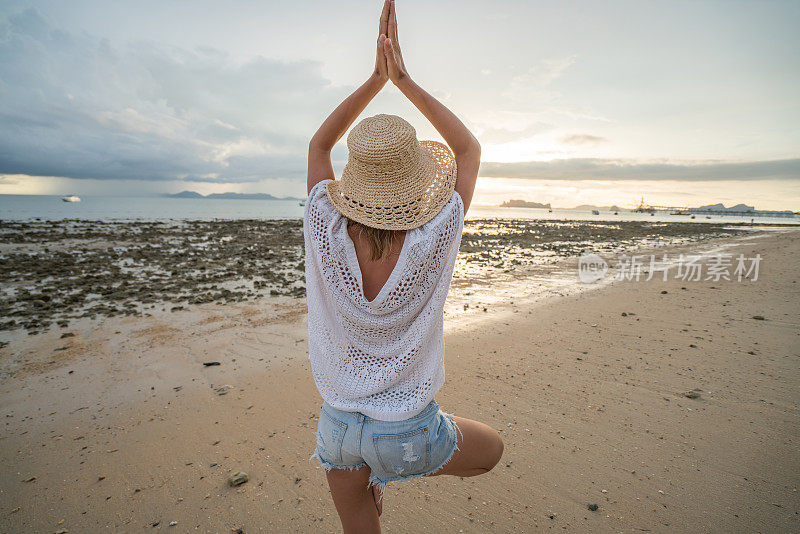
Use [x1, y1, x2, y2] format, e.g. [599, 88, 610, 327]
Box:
[304, 1, 503, 531]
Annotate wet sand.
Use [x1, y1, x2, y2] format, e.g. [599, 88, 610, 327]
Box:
[0, 228, 798, 533]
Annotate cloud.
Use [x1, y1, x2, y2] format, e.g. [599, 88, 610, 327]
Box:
[503, 56, 577, 101]
[471, 56, 610, 145]
[0, 8, 352, 183]
[559, 134, 608, 146]
[479, 158, 800, 181]
[477, 122, 553, 144]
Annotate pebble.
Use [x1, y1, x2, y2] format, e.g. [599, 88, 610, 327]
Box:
[228, 471, 249, 487]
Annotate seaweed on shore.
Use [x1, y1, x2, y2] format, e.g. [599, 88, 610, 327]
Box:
[0, 218, 745, 335]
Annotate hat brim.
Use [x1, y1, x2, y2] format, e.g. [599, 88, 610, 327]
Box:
[326, 140, 457, 231]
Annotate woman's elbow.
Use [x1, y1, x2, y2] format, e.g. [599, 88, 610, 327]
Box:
[308, 136, 331, 155]
[462, 137, 481, 161]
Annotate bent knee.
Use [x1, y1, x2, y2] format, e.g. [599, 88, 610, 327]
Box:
[483, 430, 504, 472]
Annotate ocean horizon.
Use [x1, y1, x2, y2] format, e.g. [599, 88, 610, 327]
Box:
[2, 194, 797, 225]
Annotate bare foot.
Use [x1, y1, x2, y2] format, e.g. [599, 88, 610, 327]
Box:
[371, 484, 383, 516]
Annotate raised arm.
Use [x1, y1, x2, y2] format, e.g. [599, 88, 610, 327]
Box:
[307, 1, 392, 194]
[383, 0, 481, 214]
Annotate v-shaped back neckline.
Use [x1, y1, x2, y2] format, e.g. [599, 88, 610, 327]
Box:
[341, 224, 411, 305]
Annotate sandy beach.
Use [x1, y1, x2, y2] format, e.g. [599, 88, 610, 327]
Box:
[1, 227, 798, 533]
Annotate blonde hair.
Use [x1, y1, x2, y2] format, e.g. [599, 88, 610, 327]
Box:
[346, 218, 403, 261]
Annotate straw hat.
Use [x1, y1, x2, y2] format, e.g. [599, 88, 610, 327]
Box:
[327, 114, 457, 231]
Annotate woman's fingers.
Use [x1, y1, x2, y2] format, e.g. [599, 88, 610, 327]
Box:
[375, 34, 388, 78]
[383, 39, 396, 72]
[379, 0, 390, 36]
[375, 0, 390, 81]
[384, 38, 404, 80]
[389, 0, 399, 45]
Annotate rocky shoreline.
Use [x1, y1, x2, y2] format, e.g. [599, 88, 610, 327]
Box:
[0, 218, 747, 335]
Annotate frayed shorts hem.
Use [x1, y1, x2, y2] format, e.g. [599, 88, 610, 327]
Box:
[309, 450, 367, 472]
[367, 412, 461, 500]
[309, 408, 462, 502]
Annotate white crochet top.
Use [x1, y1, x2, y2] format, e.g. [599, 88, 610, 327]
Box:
[303, 180, 464, 421]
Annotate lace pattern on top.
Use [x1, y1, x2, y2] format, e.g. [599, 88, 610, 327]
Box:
[303, 179, 464, 421]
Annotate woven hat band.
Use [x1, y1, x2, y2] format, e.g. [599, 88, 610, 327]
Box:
[327, 114, 457, 231]
[339, 154, 433, 207]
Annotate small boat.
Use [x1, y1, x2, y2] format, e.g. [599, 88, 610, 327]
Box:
[613, 211, 618, 215]
[298, 200, 306, 207]
[548, 209, 552, 213]
[62, 195, 81, 202]
[591, 209, 599, 215]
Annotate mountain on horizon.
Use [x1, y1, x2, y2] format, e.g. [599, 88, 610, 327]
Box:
[692, 203, 755, 212]
[688, 203, 795, 215]
[499, 198, 622, 211]
[500, 199, 551, 209]
[572, 204, 623, 212]
[164, 191, 301, 201]
[168, 190, 204, 198]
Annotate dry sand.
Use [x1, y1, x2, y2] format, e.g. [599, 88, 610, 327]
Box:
[1, 229, 798, 533]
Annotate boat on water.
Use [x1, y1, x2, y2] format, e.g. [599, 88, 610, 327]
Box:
[299, 200, 306, 207]
[62, 195, 81, 202]
[591, 209, 600, 215]
[633, 196, 656, 214]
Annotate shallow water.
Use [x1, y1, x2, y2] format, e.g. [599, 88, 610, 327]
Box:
[3, 194, 797, 225]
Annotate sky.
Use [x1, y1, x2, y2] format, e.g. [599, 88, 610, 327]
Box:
[0, 0, 798, 209]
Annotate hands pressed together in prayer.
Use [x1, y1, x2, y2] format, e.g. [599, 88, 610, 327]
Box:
[373, 0, 409, 86]
[309, 0, 480, 213]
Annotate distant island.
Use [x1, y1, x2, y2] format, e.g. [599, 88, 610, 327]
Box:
[693, 203, 755, 212]
[500, 199, 551, 209]
[680, 203, 795, 217]
[164, 190, 301, 201]
[572, 204, 623, 212]
[500, 199, 623, 212]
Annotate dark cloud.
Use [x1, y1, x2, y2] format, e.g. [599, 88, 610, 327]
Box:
[0, 8, 351, 182]
[479, 158, 800, 181]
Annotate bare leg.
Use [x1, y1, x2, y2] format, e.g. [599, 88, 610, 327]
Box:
[428, 416, 503, 477]
[325, 466, 381, 534]
[372, 483, 383, 516]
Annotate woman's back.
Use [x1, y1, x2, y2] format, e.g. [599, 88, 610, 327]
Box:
[303, 180, 464, 421]
[348, 225, 406, 302]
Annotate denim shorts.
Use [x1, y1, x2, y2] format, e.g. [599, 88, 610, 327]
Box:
[310, 399, 461, 496]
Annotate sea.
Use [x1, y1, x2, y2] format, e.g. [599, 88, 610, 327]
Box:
[1, 194, 798, 225]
